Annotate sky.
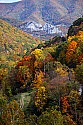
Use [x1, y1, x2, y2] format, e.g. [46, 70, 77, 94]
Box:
[0, 0, 22, 3]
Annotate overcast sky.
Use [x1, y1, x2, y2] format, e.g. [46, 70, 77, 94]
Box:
[0, 0, 22, 3]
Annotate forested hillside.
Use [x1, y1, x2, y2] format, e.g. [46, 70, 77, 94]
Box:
[0, 17, 83, 125]
[0, 19, 40, 68]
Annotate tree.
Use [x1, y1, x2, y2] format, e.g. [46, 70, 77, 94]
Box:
[1, 100, 25, 125]
[37, 108, 64, 125]
[33, 71, 44, 88]
[35, 86, 48, 111]
[66, 40, 77, 62]
[16, 66, 32, 87]
[75, 63, 83, 84]
[31, 49, 45, 61]
[63, 115, 77, 125]
[61, 96, 70, 113]
[31, 49, 45, 70]
[0, 93, 7, 125]
[0, 68, 12, 96]
[68, 90, 80, 121]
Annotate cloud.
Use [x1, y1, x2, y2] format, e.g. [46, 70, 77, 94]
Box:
[0, 0, 22, 3]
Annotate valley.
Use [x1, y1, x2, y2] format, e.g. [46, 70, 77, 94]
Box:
[0, 1, 83, 124]
[0, 17, 83, 125]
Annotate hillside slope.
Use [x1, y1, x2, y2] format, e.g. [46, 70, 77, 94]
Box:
[0, 17, 83, 125]
[0, 19, 40, 68]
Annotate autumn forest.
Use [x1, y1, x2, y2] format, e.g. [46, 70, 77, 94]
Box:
[0, 17, 83, 125]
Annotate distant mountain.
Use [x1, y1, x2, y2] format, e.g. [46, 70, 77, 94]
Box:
[0, 0, 83, 39]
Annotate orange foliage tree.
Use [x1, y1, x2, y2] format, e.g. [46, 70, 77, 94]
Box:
[66, 40, 77, 62]
[61, 96, 70, 113]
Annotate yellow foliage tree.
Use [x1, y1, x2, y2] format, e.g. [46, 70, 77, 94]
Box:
[35, 86, 47, 111]
[33, 71, 44, 88]
[31, 49, 45, 61]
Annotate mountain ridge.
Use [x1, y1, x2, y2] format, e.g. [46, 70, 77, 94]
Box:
[0, 0, 83, 25]
[0, 0, 83, 39]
